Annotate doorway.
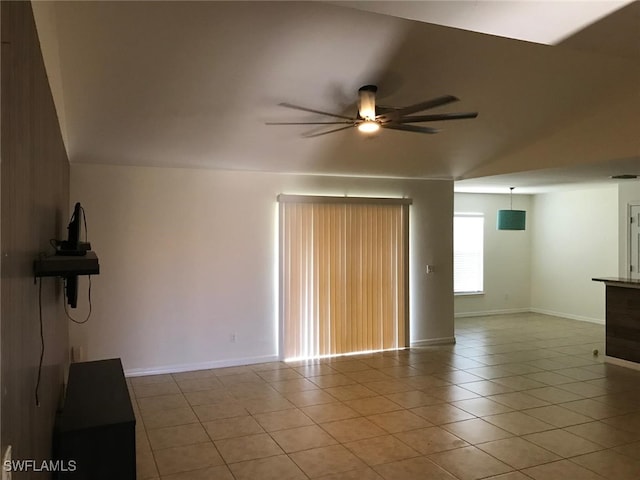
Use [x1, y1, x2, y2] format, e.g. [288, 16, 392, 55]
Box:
[630, 204, 640, 279]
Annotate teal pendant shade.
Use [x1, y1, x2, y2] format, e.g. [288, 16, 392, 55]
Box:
[497, 187, 526, 230]
[497, 209, 526, 230]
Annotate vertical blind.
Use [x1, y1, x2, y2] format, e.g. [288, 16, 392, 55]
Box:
[279, 196, 410, 360]
[454, 213, 484, 293]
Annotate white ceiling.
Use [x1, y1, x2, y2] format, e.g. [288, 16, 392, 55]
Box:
[456, 156, 640, 194]
[40, 1, 640, 190]
[335, 0, 633, 45]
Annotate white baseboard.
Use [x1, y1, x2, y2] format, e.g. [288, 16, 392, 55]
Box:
[123, 307, 604, 376]
[605, 355, 640, 371]
[124, 354, 280, 377]
[455, 308, 529, 318]
[455, 307, 605, 325]
[529, 308, 604, 325]
[411, 336, 456, 347]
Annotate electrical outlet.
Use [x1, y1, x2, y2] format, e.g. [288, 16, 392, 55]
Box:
[2, 445, 12, 480]
[230, 333, 237, 343]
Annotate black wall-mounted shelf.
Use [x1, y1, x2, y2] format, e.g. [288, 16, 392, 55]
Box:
[34, 251, 100, 278]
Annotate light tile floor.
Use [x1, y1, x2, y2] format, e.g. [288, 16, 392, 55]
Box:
[129, 313, 640, 480]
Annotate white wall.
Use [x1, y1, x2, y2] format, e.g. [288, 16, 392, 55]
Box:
[70, 164, 454, 375]
[618, 182, 640, 276]
[530, 186, 618, 323]
[454, 193, 532, 317]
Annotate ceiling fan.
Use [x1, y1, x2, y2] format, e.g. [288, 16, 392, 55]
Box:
[266, 85, 478, 137]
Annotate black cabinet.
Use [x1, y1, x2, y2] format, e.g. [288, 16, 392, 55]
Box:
[54, 358, 136, 479]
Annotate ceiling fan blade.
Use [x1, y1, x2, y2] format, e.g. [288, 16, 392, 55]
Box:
[266, 121, 353, 125]
[399, 112, 479, 123]
[379, 95, 459, 121]
[375, 105, 400, 115]
[303, 125, 355, 138]
[383, 123, 440, 134]
[279, 102, 355, 121]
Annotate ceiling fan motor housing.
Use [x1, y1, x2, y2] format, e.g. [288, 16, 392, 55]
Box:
[358, 85, 378, 120]
[358, 85, 378, 93]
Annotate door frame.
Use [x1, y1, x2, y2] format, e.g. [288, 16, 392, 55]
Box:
[627, 201, 640, 279]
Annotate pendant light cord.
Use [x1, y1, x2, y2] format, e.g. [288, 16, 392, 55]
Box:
[509, 187, 514, 210]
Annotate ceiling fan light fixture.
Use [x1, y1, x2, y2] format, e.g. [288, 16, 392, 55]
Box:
[358, 85, 377, 121]
[358, 120, 380, 133]
[268, 85, 478, 138]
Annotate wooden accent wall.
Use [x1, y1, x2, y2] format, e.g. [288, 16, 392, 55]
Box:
[606, 286, 640, 363]
[1, 1, 70, 475]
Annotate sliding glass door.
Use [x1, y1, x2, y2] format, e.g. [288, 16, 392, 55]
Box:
[278, 195, 410, 360]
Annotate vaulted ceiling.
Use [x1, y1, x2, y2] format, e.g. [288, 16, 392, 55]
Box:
[36, 1, 640, 187]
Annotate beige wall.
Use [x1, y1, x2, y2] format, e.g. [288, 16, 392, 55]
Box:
[530, 185, 618, 323]
[454, 193, 532, 316]
[70, 164, 454, 375]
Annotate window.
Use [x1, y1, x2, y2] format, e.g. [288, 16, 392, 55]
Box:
[454, 213, 484, 294]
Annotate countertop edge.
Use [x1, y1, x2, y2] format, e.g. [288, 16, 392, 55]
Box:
[593, 277, 640, 288]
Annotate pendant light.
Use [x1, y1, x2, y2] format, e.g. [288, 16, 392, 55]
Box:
[497, 187, 526, 230]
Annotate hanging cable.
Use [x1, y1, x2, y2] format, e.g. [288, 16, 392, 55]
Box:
[64, 276, 93, 324]
[36, 278, 45, 407]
